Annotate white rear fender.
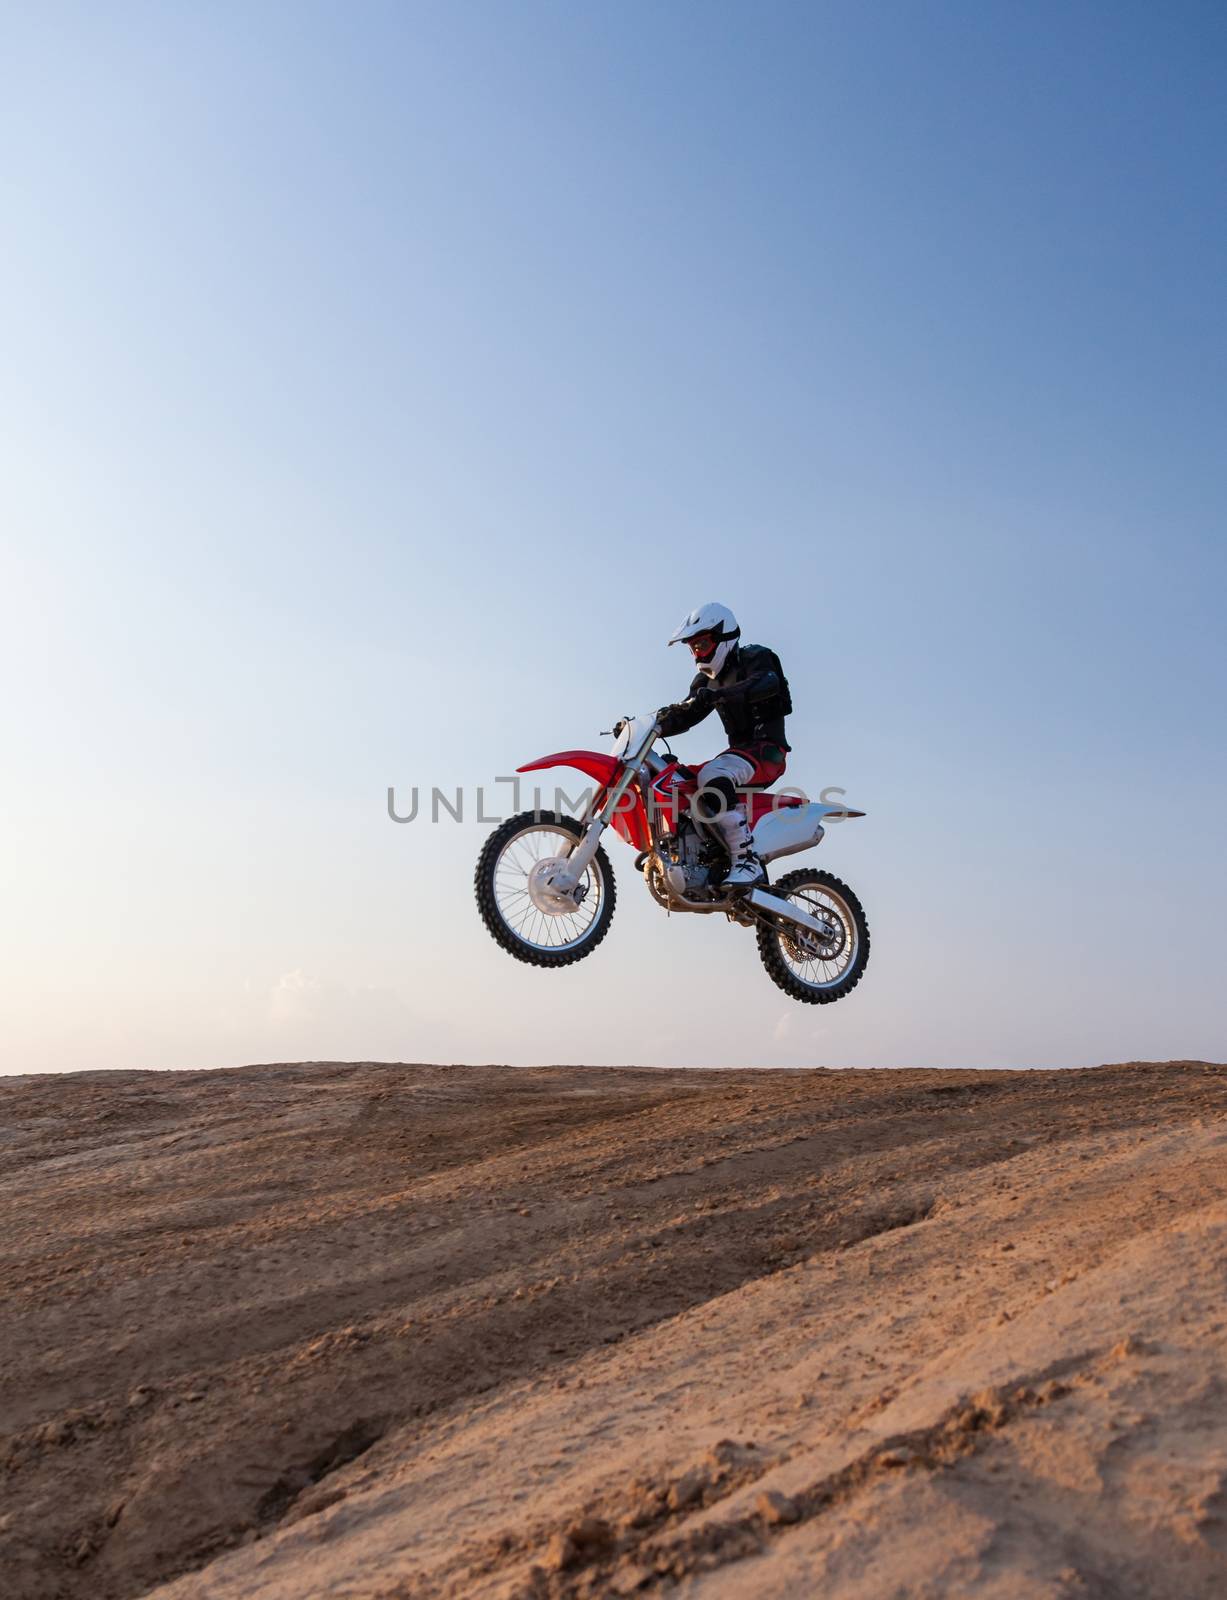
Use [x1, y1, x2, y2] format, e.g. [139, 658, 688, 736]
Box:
[752, 800, 864, 863]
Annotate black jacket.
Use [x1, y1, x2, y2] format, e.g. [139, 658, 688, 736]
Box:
[657, 643, 792, 753]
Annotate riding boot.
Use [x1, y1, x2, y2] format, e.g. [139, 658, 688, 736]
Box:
[710, 804, 766, 888]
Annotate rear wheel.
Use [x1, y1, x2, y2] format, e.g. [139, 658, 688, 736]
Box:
[475, 810, 616, 967]
[756, 868, 869, 1004]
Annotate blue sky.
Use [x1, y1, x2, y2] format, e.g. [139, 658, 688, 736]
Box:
[3, 2, 1224, 1073]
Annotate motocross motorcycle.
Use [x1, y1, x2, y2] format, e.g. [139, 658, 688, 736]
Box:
[475, 716, 870, 1004]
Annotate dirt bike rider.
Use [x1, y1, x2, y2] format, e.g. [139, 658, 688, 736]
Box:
[656, 603, 792, 890]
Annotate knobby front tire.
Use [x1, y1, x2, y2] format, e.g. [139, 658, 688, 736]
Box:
[475, 810, 617, 968]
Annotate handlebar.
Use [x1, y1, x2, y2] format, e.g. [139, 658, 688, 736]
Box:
[600, 717, 663, 757]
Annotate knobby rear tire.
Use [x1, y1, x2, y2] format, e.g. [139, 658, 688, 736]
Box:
[756, 867, 870, 1004]
[475, 810, 617, 968]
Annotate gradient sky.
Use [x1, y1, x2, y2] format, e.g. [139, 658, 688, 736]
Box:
[3, 1, 1225, 1074]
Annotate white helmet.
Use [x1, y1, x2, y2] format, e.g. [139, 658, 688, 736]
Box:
[667, 602, 741, 679]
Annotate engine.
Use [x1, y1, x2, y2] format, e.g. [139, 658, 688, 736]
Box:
[650, 820, 722, 900]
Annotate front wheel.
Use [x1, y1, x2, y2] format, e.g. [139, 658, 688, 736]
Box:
[475, 810, 616, 967]
[756, 868, 870, 1004]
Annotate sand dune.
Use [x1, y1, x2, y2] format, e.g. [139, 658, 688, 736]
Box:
[2, 1061, 1225, 1598]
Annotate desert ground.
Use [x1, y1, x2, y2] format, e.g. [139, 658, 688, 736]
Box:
[2, 1061, 1226, 1600]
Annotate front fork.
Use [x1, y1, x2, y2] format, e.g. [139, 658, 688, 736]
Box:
[548, 723, 660, 896]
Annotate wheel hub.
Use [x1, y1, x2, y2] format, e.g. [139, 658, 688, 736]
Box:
[783, 904, 846, 963]
[527, 857, 588, 915]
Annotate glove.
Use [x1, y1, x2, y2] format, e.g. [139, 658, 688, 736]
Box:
[657, 699, 696, 735]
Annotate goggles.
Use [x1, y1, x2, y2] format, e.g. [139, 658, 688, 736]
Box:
[686, 630, 719, 660]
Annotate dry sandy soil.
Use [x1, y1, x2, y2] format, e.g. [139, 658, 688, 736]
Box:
[3, 1061, 1227, 1600]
